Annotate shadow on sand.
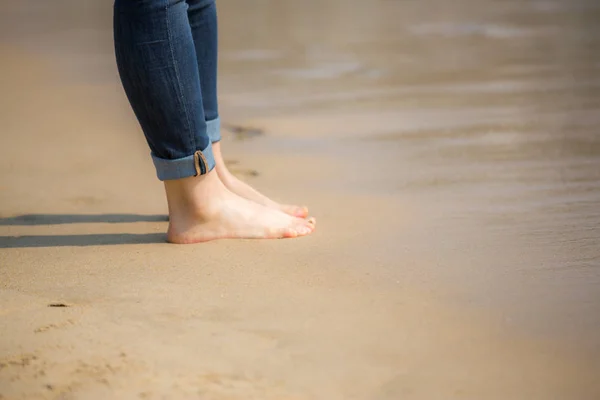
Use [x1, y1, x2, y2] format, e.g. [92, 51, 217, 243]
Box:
[0, 214, 168, 226]
[0, 214, 168, 248]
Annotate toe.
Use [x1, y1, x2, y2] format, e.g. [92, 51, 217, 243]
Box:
[283, 205, 309, 218]
[296, 225, 311, 236]
[298, 206, 309, 217]
[282, 227, 299, 239]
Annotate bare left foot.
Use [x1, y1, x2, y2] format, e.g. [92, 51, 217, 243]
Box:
[212, 141, 309, 218]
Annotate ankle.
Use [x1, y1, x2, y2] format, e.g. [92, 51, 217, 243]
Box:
[215, 164, 234, 185]
[164, 169, 225, 221]
[211, 142, 234, 181]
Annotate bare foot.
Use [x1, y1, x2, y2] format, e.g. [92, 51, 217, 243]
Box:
[212, 142, 309, 218]
[165, 169, 316, 244]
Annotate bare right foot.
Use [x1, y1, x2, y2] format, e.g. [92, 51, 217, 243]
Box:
[164, 169, 316, 244]
[212, 142, 309, 218]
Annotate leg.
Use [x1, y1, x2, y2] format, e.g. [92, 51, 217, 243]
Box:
[114, 0, 315, 243]
[186, 0, 309, 218]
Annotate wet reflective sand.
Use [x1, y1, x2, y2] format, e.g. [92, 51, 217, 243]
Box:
[1, 0, 599, 398]
[216, 0, 600, 351]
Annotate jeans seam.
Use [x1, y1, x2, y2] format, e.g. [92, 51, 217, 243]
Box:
[165, 0, 196, 159]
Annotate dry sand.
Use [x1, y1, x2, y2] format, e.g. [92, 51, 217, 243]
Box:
[1, 43, 599, 399]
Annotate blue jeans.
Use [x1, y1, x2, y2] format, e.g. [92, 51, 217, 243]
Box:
[114, 0, 220, 180]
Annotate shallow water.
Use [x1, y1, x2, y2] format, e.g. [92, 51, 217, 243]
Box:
[2, 0, 599, 354]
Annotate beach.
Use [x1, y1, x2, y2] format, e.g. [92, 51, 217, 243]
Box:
[1, 0, 600, 398]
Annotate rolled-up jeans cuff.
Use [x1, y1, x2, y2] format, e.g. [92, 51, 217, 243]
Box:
[207, 117, 221, 143]
[151, 142, 215, 181]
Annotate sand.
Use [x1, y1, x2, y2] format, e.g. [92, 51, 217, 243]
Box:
[0, 45, 599, 400]
[2, 0, 600, 397]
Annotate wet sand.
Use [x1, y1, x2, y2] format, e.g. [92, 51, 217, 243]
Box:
[1, 0, 600, 399]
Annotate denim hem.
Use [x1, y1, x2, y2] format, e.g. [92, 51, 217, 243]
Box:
[151, 142, 215, 181]
[206, 117, 221, 143]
